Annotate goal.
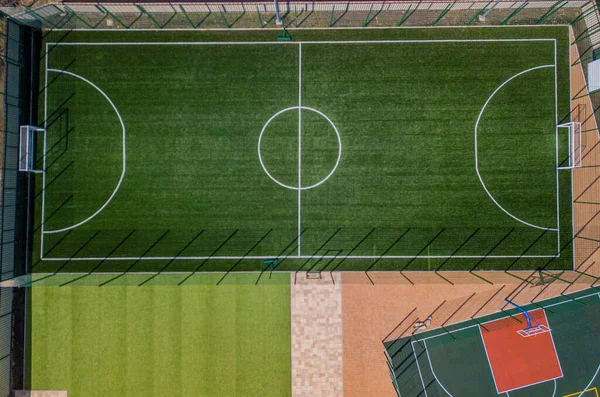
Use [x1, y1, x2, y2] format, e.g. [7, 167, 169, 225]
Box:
[557, 122, 582, 169]
[18, 125, 44, 173]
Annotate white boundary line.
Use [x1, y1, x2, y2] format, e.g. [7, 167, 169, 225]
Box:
[555, 40, 561, 255]
[501, 376, 564, 394]
[478, 325, 501, 394]
[40, 42, 48, 259]
[42, 68, 127, 234]
[46, 25, 570, 32]
[422, 339, 453, 397]
[542, 309, 564, 378]
[38, 254, 559, 261]
[22, 270, 600, 276]
[576, 365, 600, 397]
[40, 38, 562, 260]
[482, 309, 564, 394]
[570, 27, 575, 270]
[474, 63, 558, 232]
[46, 39, 557, 46]
[298, 43, 302, 257]
[411, 342, 429, 397]
[415, 291, 600, 344]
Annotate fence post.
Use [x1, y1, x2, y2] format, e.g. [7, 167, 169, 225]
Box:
[432, 2, 454, 26]
[467, 1, 493, 26]
[397, 4, 416, 26]
[501, 2, 529, 26]
[364, 2, 385, 27]
[536, 1, 568, 25]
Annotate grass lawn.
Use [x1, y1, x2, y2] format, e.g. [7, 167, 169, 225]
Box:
[34, 26, 572, 272]
[28, 273, 291, 397]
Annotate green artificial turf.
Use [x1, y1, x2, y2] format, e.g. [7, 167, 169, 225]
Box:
[33, 26, 572, 272]
[28, 273, 291, 397]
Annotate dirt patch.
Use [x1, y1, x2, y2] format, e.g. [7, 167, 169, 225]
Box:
[570, 27, 600, 280]
[14, 391, 68, 397]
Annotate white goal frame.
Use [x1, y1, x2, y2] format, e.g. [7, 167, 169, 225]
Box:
[557, 122, 582, 170]
[19, 125, 45, 173]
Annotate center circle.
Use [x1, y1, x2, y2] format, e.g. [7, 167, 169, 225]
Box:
[258, 106, 342, 191]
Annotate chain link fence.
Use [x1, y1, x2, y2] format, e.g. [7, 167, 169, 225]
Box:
[0, 1, 590, 30]
[0, 17, 40, 397]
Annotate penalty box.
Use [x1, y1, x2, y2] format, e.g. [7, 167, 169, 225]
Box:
[40, 38, 564, 261]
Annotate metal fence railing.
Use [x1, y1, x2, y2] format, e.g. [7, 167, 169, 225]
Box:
[0, 17, 39, 396]
[0, 1, 591, 30]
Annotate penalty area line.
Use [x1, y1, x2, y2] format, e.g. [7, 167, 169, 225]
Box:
[39, 254, 560, 261]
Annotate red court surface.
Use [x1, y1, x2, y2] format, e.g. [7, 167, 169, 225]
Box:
[480, 309, 563, 393]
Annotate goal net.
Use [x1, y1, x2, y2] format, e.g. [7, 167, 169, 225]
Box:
[557, 122, 582, 169]
[19, 125, 44, 172]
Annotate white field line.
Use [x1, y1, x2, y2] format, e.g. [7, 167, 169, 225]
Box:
[552, 379, 557, 397]
[43, 68, 126, 234]
[46, 25, 570, 32]
[25, 270, 599, 276]
[46, 39, 557, 46]
[39, 254, 560, 261]
[411, 342, 429, 397]
[501, 376, 563, 394]
[40, 42, 48, 258]
[298, 42, 302, 257]
[478, 310, 564, 394]
[474, 64, 558, 232]
[569, 27, 575, 271]
[413, 291, 600, 345]
[554, 40, 561, 254]
[542, 309, 564, 378]
[422, 340, 453, 397]
[576, 365, 600, 397]
[479, 325, 501, 394]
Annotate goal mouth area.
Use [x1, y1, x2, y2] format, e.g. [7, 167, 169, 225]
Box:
[19, 125, 45, 173]
[557, 122, 582, 170]
[517, 324, 551, 338]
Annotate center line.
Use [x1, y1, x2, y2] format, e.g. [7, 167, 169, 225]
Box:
[298, 43, 302, 257]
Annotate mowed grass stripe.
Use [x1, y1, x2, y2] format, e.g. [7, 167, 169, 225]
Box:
[29, 274, 291, 397]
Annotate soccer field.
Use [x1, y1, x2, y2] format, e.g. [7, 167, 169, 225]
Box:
[34, 27, 572, 274]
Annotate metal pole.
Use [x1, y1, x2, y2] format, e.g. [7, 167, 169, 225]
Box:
[274, 0, 282, 25]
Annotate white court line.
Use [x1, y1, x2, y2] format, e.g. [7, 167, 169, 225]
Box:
[38, 254, 559, 261]
[40, 43, 49, 258]
[46, 39, 557, 46]
[298, 43, 302, 257]
[422, 339, 453, 397]
[552, 378, 557, 397]
[501, 376, 563, 394]
[42, 68, 126, 234]
[569, 27, 574, 270]
[576, 365, 600, 397]
[474, 64, 558, 232]
[478, 325, 501, 394]
[415, 290, 600, 344]
[411, 342, 429, 397]
[554, 40, 561, 255]
[542, 309, 564, 378]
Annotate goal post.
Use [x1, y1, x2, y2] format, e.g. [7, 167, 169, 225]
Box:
[557, 122, 582, 170]
[19, 125, 45, 173]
